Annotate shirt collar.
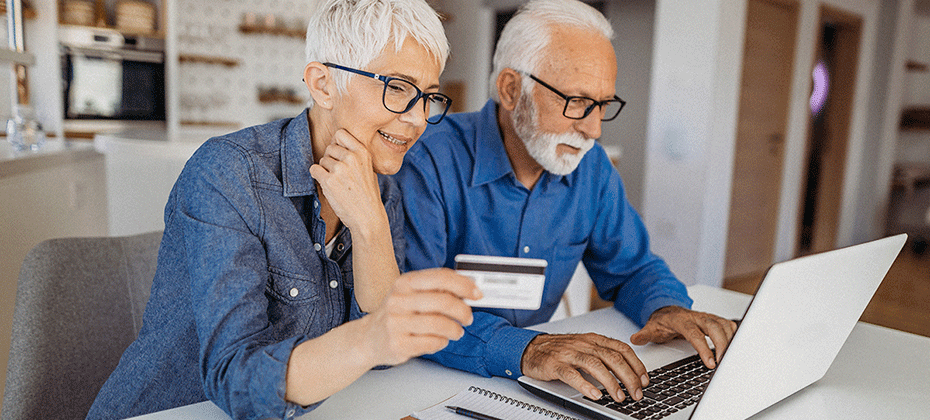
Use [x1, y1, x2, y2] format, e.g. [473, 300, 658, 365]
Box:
[471, 100, 572, 188]
[281, 109, 319, 198]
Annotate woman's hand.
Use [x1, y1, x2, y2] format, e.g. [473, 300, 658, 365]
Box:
[309, 129, 383, 232]
[309, 128, 397, 311]
[285, 268, 480, 406]
[360, 268, 481, 366]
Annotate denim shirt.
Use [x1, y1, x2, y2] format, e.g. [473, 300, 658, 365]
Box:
[87, 110, 405, 420]
[395, 100, 691, 380]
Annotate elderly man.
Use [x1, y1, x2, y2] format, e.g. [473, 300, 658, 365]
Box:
[395, 0, 737, 404]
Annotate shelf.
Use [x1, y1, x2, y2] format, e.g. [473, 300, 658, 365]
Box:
[0, 48, 35, 65]
[257, 95, 304, 105]
[0, 1, 37, 19]
[178, 54, 240, 67]
[900, 108, 930, 131]
[238, 23, 304, 39]
[59, 23, 165, 39]
[906, 60, 929, 72]
[892, 162, 930, 192]
[180, 120, 241, 128]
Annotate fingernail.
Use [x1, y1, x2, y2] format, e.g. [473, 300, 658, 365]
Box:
[635, 388, 643, 400]
[590, 389, 602, 400]
[707, 357, 716, 369]
[641, 374, 649, 386]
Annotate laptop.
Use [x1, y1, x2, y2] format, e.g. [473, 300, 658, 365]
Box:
[518, 233, 907, 420]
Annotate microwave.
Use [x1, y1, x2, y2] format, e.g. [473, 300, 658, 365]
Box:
[60, 26, 165, 121]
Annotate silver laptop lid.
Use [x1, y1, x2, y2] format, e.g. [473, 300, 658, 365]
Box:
[691, 233, 906, 420]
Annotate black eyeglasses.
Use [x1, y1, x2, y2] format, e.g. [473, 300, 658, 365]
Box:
[323, 62, 452, 124]
[520, 71, 626, 121]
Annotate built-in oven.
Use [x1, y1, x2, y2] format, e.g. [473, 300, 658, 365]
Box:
[60, 25, 165, 122]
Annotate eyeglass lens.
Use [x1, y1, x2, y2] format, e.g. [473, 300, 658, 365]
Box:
[383, 78, 450, 124]
[564, 97, 623, 121]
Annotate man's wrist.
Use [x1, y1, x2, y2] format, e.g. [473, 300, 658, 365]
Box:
[487, 327, 543, 378]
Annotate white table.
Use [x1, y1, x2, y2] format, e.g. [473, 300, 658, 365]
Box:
[130, 285, 930, 419]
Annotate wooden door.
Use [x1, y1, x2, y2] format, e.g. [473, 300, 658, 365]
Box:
[724, 0, 799, 281]
[797, 6, 861, 256]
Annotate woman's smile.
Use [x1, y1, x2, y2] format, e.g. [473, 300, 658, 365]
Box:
[378, 130, 410, 147]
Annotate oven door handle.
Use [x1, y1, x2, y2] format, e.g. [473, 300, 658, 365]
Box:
[64, 46, 164, 64]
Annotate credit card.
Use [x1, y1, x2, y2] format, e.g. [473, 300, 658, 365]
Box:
[454, 254, 547, 310]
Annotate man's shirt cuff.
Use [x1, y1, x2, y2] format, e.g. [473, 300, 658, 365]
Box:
[485, 326, 544, 378]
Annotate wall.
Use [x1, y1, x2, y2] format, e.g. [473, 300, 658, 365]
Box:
[643, 0, 746, 286]
[167, 0, 317, 141]
[434, 1, 494, 112]
[644, 0, 894, 286]
[0, 0, 62, 138]
[853, 0, 913, 244]
[603, 0, 656, 211]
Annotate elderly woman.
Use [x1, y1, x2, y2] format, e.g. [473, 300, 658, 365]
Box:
[87, 1, 477, 419]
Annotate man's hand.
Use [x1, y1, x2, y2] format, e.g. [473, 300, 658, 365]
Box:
[630, 306, 738, 369]
[520, 333, 648, 403]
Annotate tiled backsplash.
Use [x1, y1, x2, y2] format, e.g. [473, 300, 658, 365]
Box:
[174, 0, 318, 129]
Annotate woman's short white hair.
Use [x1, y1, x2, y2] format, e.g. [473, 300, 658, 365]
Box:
[305, 0, 450, 107]
[489, 0, 613, 102]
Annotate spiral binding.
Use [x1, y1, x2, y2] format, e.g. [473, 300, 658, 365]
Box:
[467, 386, 581, 420]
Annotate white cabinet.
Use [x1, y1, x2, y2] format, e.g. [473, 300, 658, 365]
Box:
[94, 132, 202, 236]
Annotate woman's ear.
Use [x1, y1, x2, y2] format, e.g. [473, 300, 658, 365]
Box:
[304, 62, 334, 109]
[496, 68, 522, 112]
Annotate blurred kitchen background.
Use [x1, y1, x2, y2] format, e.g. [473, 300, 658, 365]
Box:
[2, 0, 930, 411]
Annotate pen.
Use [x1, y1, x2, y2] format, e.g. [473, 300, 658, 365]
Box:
[446, 405, 506, 420]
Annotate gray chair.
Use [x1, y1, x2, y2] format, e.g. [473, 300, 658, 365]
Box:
[1, 231, 163, 420]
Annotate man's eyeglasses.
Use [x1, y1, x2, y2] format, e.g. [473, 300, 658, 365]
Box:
[323, 63, 452, 124]
[520, 71, 626, 121]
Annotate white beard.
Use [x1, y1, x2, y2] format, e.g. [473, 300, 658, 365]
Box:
[511, 92, 595, 176]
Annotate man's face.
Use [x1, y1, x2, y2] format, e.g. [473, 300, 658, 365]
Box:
[512, 26, 618, 175]
[512, 85, 595, 175]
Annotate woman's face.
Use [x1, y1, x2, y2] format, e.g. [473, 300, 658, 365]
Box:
[331, 36, 443, 175]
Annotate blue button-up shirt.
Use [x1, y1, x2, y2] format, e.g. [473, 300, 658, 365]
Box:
[395, 99, 692, 379]
[88, 111, 404, 420]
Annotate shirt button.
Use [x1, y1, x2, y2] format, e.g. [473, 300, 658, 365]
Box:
[329, 280, 338, 289]
[337, 243, 344, 252]
[314, 201, 319, 208]
[523, 246, 530, 254]
[314, 243, 322, 252]
[286, 408, 295, 418]
[289, 288, 299, 297]
[505, 369, 513, 376]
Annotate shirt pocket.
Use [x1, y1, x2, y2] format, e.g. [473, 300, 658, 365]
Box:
[266, 266, 322, 336]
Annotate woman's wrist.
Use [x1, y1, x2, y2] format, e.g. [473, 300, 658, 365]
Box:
[345, 208, 391, 246]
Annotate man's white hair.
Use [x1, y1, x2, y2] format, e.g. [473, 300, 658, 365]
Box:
[489, 0, 613, 102]
[305, 0, 450, 107]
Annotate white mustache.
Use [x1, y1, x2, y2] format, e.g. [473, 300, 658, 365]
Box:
[541, 131, 595, 151]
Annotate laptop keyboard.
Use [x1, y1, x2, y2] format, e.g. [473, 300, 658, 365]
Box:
[583, 354, 714, 420]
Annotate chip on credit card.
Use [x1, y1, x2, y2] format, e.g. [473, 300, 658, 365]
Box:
[454, 254, 547, 310]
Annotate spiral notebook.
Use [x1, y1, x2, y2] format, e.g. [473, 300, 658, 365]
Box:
[411, 386, 581, 420]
